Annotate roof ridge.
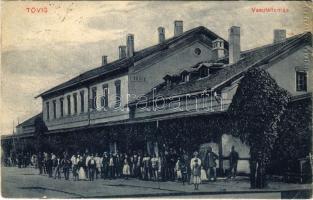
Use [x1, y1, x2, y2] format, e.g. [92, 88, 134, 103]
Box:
[37, 26, 227, 98]
[241, 32, 307, 54]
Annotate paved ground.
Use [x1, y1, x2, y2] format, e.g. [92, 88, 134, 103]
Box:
[1, 167, 311, 198]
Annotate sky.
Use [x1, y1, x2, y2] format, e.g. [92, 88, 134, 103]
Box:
[1, 1, 310, 135]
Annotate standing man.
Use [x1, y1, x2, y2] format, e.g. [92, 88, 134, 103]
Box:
[95, 153, 101, 179]
[204, 147, 218, 181]
[88, 154, 96, 181]
[54, 155, 62, 179]
[131, 151, 138, 177]
[62, 155, 71, 180]
[46, 153, 53, 178]
[85, 153, 91, 179]
[38, 152, 44, 175]
[108, 153, 115, 179]
[71, 153, 79, 181]
[102, 152, 109, 179]
[228, 146, 239, 179]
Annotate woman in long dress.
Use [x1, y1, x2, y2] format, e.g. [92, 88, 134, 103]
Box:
[78, 156, 86, 180]
[122, 154, 130, 179]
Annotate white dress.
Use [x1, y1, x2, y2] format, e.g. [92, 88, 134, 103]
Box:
[200, 168, 208, 182]
[78, 161, 86, 180]
[122, 159, 130, 175]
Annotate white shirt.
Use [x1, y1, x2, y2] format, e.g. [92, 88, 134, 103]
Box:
[95, 156, 101, 168]
[190, 157, 201, 169]
[109, 157, 114, 166]
[99, 157, 103, 167]
[71, 155, 77, 166]
[85, 156, 91, 166]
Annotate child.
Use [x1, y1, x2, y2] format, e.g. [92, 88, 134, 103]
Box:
[200, 165, 208, 182]
[175, 158, 182, 181]
[181, 160, 188, 185]
[192, 159, 201, 190]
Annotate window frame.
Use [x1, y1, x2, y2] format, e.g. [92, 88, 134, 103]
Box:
[91, 87, 97, 110]
[296, 71, 307, 92]
[67, 95, 71, 115]
[60, 97, 64, 117]
[101, 84, 109, 109]
[52, 100, 56, 119]
[46, 102, 50, 120]
[80, 91, 85, 113]
[115, 80, 121, 107]
[73, 93, 78, 114]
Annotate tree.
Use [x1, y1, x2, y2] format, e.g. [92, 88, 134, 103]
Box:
[227, 67, 289, 188]
[271, 96, 312, 177]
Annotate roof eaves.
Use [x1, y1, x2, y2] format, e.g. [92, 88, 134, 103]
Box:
[213, 32, 310, 91]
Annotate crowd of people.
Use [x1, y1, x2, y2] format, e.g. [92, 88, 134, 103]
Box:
[4, 146, 239, 190]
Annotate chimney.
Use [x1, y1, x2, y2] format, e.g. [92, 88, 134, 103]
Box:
[126, 34, 134, 57]
[158, 27, 165, 43]
[118, 45, 127, 59]
[212, 38, 225, 61]
[228, 26, 241, 64]
[102, 55, 108, 66]
[174, 20, 183, 36]
[273, 29, 286, 43]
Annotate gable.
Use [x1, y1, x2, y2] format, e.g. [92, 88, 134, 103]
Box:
[266, 44, 312, 96]
[128, 41, 215, 97]
[132, 33, 220, 73]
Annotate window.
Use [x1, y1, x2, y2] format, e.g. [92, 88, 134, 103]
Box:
[91, 87, 97, 110]
[67, 95, 71, 115]
[52, 100, 56, 119]
[200, 67, 209, 78]
[73, 93, 77, 114]
[115, 80, 121, 107]
[101, 84, 109, 108]
[194, 48, 201, 56]
[46, 102, 50, 120]
[296, 71, 307, 91]
[181, 73, 190, 82]
[80, 91, 85, 113]
[60, 98, 64, 117]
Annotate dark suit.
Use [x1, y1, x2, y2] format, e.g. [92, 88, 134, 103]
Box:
[204, 152, 218, 181]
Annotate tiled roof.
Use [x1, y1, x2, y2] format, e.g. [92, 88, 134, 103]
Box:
[140, 32, 312, 101]
[37, 26, 227, 98]
[16, 113, 42, 128]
